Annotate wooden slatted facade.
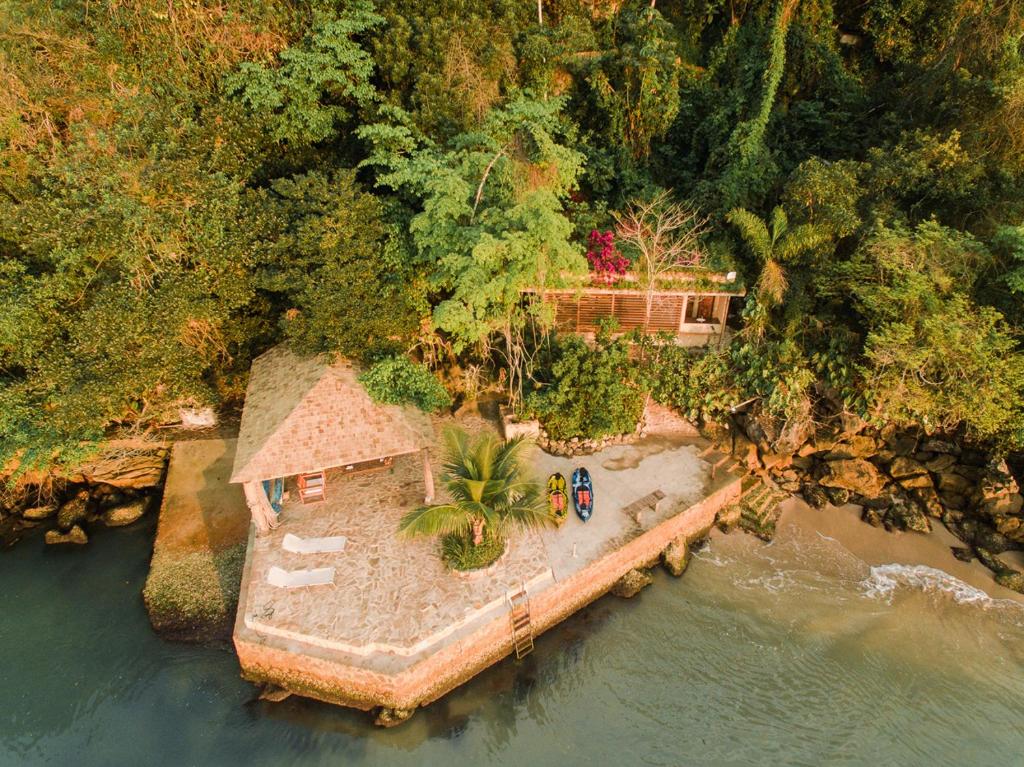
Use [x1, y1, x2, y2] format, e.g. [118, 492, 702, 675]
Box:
[541, 288, 734, 345]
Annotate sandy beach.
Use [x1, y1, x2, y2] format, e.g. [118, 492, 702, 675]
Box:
[778, 497, 1024, 604]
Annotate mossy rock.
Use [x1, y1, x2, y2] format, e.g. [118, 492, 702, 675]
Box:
[611, 568, 652, 598]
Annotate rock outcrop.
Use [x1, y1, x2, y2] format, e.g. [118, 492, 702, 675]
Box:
[727, 405, 1024, 591]
[56, 491, 90, 531]
[45, 525, 88, 545]
[102, 499, 148, 527]
[818, 459, 887, 498]
[661, 539, 691, 577]
[611, 568, 653, 598]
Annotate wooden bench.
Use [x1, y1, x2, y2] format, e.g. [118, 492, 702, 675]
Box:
[622, 490, 666, 519]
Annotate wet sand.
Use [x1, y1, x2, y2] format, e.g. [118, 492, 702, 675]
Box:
[779, 497, 1024, 604]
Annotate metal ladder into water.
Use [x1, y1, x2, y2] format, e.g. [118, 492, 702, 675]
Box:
[507, 587, 534, 659]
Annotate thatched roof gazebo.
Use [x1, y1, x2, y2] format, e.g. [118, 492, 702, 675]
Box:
[230, 345, 435, 535]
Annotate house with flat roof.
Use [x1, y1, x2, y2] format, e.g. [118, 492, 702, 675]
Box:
[524, 267, 745, 346]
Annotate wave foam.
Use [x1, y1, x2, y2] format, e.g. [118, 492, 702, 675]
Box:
[861, 563, 1015, 607]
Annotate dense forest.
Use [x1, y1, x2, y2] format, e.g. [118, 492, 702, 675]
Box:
[1, 0, 1023, 472]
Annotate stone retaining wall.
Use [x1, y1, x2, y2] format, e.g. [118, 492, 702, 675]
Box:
[233, 476, 741, 713]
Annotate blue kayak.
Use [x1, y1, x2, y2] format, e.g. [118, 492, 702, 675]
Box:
[572, 467, 594, 522]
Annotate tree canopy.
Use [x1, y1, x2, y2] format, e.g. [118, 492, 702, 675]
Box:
[2, 0, 1023, 470]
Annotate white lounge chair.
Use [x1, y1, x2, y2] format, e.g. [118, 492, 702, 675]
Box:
[282, 532, 347, 554]
[266, 565, 335, 588]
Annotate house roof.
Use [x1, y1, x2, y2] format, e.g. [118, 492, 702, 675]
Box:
[230, 345, 434, 483]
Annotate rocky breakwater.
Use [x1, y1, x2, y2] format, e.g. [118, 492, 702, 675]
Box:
[1, 445, 169, 547]
[729, 411, 1024, 593]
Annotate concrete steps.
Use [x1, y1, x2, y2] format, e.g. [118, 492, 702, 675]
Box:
[699, 443, 744, 479]
[738, 479, 788, 541]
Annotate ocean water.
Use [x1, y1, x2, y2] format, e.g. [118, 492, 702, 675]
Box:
[1, 513, 1023, 767]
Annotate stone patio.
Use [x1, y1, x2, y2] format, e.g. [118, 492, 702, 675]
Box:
[238, 424, 724, 678]
[241, 453, 553, 664]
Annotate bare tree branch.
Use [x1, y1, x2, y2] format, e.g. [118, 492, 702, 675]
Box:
[613, 192, 710, 327]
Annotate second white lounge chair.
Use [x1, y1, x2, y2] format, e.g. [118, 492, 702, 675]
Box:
[282, 532, 347, 554]
[266, 565, 335, 588]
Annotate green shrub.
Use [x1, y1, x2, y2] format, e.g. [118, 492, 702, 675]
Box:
[441, 531, 506, 571]
[642, 341, 741, 423]
[359, 356, 453, 412]
[526, 325, 645, 440]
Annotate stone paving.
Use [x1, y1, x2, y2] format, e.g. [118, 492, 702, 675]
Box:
[532, 436, 711, 582]
[242, 449, 553, 659]
[239, 415, 720, 676]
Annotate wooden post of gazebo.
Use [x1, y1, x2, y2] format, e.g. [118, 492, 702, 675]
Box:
[242, 481, 279, 535]
[422, 448, 435, 504]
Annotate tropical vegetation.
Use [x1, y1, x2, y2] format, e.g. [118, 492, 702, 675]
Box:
[2, 0, 1023, 474]
[398, 428, 548, 569]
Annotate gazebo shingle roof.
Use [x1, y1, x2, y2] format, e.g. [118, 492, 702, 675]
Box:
[230, 345, 434, 484]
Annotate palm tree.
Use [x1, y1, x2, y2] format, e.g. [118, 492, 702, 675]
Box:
[398, 428, 548, 546]
[726, 206, 830, 307]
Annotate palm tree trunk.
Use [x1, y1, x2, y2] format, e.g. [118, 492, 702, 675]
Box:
[471, 518, 485, 546]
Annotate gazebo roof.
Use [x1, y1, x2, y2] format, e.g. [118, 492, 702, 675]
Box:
[230, 345, 434, 484]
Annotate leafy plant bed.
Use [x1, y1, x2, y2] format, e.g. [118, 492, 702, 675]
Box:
[441, 531, 507, 572]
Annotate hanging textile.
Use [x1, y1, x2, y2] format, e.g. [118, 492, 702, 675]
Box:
[262, 478, 284, 513]
[243, 481, 279, 535]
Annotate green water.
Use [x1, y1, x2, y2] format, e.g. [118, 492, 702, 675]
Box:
[3, 514, 1023, 767]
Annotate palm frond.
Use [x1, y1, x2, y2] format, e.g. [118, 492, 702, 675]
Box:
[778, 222, 831, 263]
[757, 258, 788, 306]
[398, 426, 553, 542]
[769, 206, 789, 244]
[726, 207, 772, 263]
[491, 436, 529, 481]
[398, 503, 472, 538]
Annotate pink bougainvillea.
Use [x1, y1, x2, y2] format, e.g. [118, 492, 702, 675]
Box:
[586, 230, 629, 284]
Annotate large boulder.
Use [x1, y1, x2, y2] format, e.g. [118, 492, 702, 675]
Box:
[909, 486, 944, 518]
[823, 486, 851, 506]
[888, 434, 918, 458]
[937, 490, 969, 511]
[889, 457, 927, 479]
[922, 438, 960, 455]
[819, 459, 887, 498]
[924, 454, 957, 473]
[801, 483, 828, 509]
[824, 435, 878, 460]
[661, 539, 691, 577]
[56, 491, 90, 531]
[611, 568, 653, 598]
[896, 473, 933, 490]
[102, 498, 148, 527]
[374, 707, 415, 728]
[936, 471, 974, 496]
[960, 520, 1015, 554]
[22, 504, 57, 521]
[973, 461, 1023, 518]
[45, 525, 88, 545]
[715, 503, 742, 531]
[975, 548, 1024, 594]
[885, 497, 932, 533]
